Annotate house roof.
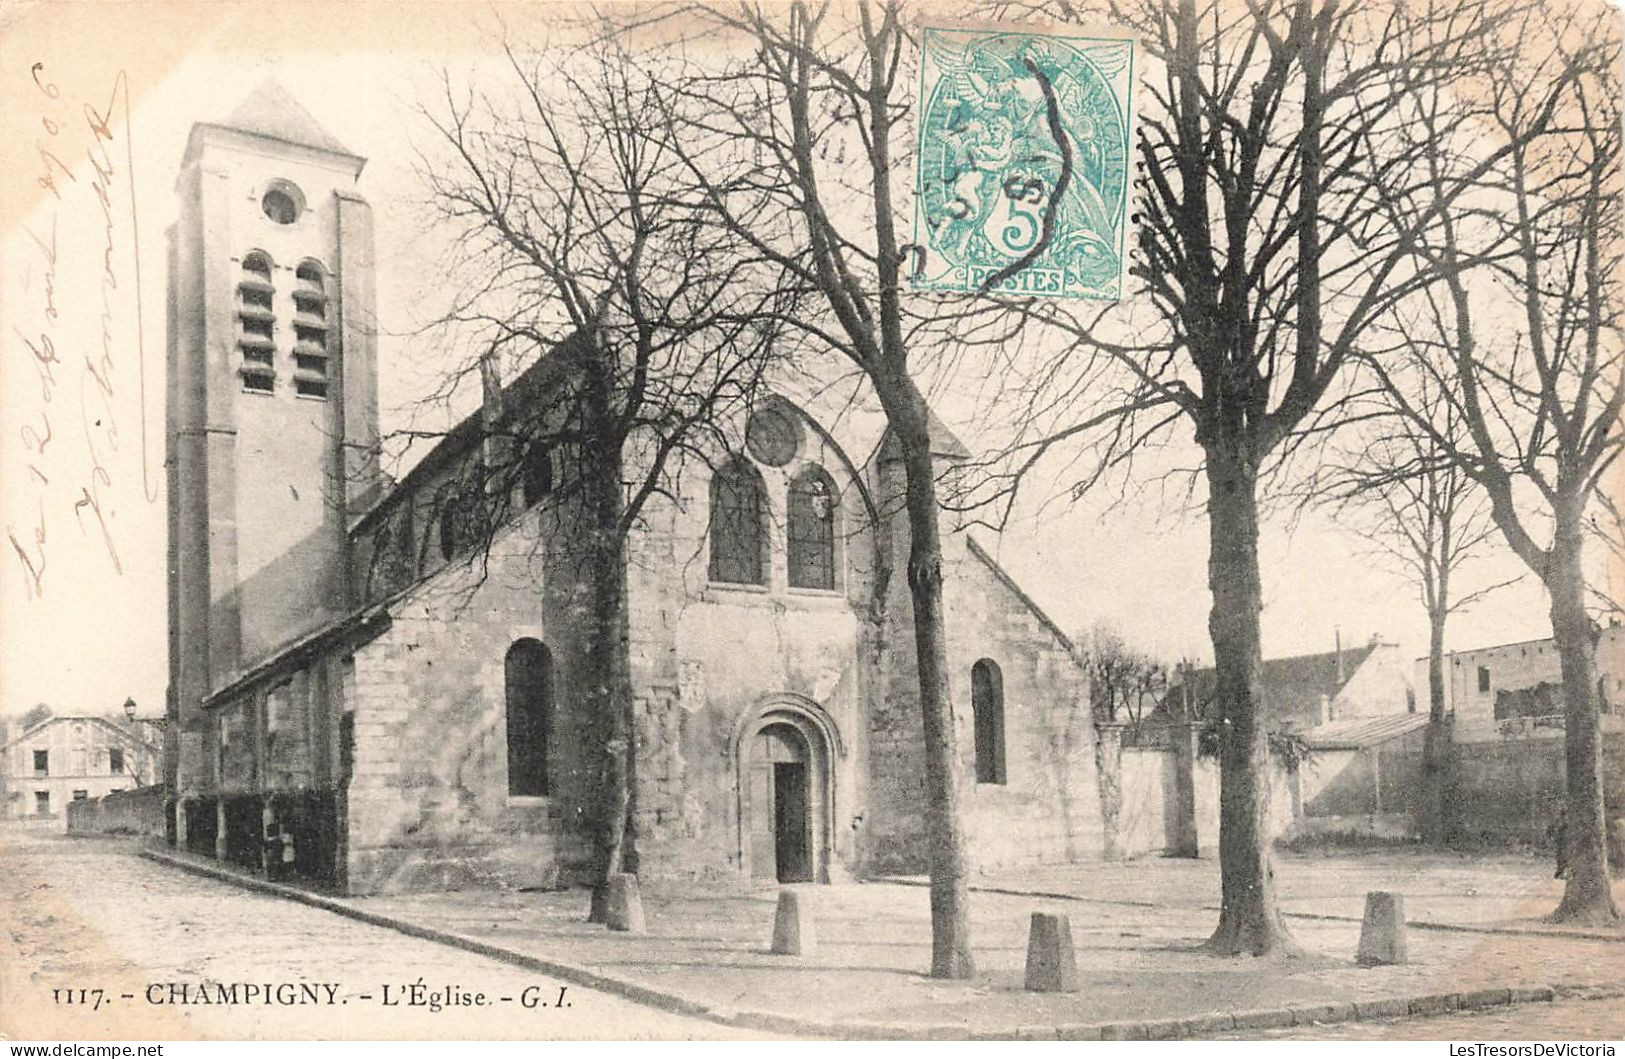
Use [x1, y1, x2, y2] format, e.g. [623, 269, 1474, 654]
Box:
[1428, 623, 1625, 663]
[1168, 642, 1381, 728]
[0, 715, 146, 752]
[1301, 712, 1429, 750]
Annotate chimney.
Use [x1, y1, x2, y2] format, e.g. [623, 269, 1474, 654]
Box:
[1335, 626, 1346, 686]
[477, 353, 508, 482]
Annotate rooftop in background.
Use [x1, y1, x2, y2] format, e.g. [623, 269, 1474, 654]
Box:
[1300, 712, 1430, 751]
[1159, 635, 1410, 731]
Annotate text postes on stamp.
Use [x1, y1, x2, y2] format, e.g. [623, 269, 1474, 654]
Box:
[911, 24, 1137, 301]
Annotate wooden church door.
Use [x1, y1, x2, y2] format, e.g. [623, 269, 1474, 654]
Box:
[748, 723, 814, 882]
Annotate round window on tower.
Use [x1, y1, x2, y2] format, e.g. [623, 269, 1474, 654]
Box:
[744, 401, 801, 468]
[261, 181, 305, 225]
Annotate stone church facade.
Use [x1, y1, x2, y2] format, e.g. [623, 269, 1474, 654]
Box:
[165, 85, 1102, 895]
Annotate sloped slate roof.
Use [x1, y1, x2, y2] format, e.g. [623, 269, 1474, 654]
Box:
[1301, 712, 1430, 750]
[1167, 643, 1381, 729]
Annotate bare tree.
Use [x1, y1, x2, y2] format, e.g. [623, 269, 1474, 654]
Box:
[1086, 622, 1171, 860]
[1086, 622, 1168, 726]
[1367, 0, 1622, 923]
[646, 0, 989, 976]
[972, 0, 1551, 955]
[410, 21, 796, 915]
[1322, 386, 1518, 843]
[20, 703, 52, 732]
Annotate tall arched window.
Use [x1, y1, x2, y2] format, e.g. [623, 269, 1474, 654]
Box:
[787, 465, 837, 590]
[291, 260, 330, 400]
[709, 458, 766, 584]
[972, 658, 1006, 785]
[437, 490, 459, 561]
[237, 252, 276, 393]
[521, 442, 552, 508]
[505, 639, 553, 797]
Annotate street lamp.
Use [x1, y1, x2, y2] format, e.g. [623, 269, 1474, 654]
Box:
[122, 697, 137, 723]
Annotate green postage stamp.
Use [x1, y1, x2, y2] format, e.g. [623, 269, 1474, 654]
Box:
[911, 24, 1137, 301]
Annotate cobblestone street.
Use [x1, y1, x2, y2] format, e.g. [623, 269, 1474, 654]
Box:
[0, 830, 769, 1040]
[1222, 996, 1624, 1040]
[5, 828, 1622, 1041]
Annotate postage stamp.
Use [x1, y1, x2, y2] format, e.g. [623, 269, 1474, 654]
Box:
[910, 23, 1137, 301]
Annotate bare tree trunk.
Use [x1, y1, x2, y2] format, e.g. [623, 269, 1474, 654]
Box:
[1421, 610, 1450, 845]
[1547, 528, 1619, 924]
[1203, 446, 1301, 956]
[582, 371, 636, 923]
[884, 384, 975, 979]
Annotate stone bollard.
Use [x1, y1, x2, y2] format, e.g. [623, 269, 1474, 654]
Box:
[1356, 891, 1408, 966]
[770, 889, 816, 955]
[1024, 912, 1080, 992]
[606, 872, 647, 933]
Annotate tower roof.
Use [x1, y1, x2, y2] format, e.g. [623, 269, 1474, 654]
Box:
[184, 78, 365, 175]
[222, 78, 356, 157]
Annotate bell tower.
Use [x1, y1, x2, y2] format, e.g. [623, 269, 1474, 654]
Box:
[166, 80, 380, 745]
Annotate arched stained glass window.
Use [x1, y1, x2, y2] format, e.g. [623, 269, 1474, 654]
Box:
[787, 465, 837, 590]
[708, 458, 766, 585]
[522, 443, 552, 508]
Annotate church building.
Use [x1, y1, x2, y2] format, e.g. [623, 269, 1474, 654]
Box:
[165, 84, 1103, 895]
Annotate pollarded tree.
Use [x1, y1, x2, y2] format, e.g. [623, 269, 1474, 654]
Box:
[410, 20, 798, 913]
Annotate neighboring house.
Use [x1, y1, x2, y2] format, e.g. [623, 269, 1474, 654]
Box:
[1, 717, 162, 827]
[164, 83, 1100, 895]
[1423, 624, 1625, 742]
[1163, 634, 1415, 734]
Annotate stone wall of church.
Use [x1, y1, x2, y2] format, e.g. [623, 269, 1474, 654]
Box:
[617, 438, 880, 884]
[866, 516, 1101, 876]
[342, 515, 595, 895]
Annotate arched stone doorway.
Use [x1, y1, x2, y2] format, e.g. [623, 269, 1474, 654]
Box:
[733, 696, 841, 884]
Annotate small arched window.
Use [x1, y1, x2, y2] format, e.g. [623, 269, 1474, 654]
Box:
[505, 639, 553, 797]
[521, 443, 552, 508]
[438, 493, 458, 560]
[439, 478, 490, 562]
[787, 465, 837, 590]
[291, 260, 330, 400]
[708, 458, 766, 585]
[237, 252, 276, 393]
[972, 658, 1006, 785]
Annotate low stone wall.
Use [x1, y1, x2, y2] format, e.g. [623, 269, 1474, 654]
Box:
[1448, 731, 1625, 846]
[66, 785, 167, 837]
[1105, 737, 1297, 858]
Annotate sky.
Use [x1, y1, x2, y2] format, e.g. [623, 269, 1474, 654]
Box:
[0, 0, 1587, 722]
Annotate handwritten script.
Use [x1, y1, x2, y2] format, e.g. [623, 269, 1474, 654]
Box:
[9, 64, 155, 599]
